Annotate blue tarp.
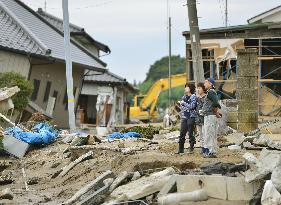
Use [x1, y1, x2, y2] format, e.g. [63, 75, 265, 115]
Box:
[4, 123, 58, 145]
[107, 132, 140, 142]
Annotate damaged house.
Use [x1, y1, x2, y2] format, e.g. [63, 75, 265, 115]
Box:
[0, 0, 107, 128]
[183, 5, 281, 119]
[37, 9, 137, 128]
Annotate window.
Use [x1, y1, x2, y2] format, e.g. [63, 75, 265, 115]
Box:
[43, 81, 52, 102]
[53, 90, 58, 108]
[31, 79, 40, 101]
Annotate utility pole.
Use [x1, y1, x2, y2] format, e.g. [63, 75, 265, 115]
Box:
[62, 0, 76, 131]
[225, 0, 228, 27]
[44, 0, 47, 12]
[187, 0, 205, 84]
[168, 17, 172, 106]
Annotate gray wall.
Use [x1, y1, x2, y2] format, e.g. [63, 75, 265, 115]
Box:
[0, 50, 30, 78]
[29, 61, 84, 128]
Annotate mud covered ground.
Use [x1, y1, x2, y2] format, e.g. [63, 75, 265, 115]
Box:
[0, 137, 260, 205]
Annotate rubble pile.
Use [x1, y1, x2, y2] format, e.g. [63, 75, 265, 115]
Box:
[243, 149, 281, 204]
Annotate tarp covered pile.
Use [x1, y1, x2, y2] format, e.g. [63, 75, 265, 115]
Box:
[5, 123, 58, 145]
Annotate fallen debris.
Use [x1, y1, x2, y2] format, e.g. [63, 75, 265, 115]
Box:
[158, 189, 208, 205]
[261, 180, 281, 205]
[109, 171, 132, 193]
[200, 162, 248, 176]
[271, 159, 281, 193]
[64, 170, 115, 205]
[0, 188, 13, 200]
[243, 149, 281, 183]
[58, 151, 93, 177]
[110, 167, 176, 201]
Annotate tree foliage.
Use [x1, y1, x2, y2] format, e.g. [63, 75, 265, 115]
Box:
[0, 72, 33, 111]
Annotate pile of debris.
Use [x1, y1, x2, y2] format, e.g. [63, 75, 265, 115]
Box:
[243, 149, 281, 204]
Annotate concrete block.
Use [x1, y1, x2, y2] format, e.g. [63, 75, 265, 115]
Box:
[238, 123, 258, 132]
[177, 175, 259, 201]
[238, 112, 258, 123]
[158, 176, 177, 197]
[227, 112, 238, 123]
[176, 175, 227, 200]
[226, 177, 260, 201]
[237, 77, 258, 89]
[237, 49, 258, 77]
[3, 135, 30, 158]
[236, 89, 258, 100]
[237, 100, 258, 112]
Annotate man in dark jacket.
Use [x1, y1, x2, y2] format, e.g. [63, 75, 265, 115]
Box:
[200, 78, 221, 158]
[176, 83, 197, 154]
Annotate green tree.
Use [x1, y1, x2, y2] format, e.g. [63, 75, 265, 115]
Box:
[0, 72, 33, 111]
[137, 55, 186, 109]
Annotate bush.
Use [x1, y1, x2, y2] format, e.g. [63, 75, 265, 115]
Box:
[0, 72, 33, 111]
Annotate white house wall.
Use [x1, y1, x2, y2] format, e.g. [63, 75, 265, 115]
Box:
[0, 50, 30, 77]
[262, 12, 281, 23]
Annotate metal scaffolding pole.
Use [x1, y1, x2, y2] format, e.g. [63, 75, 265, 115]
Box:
[62, 0, 76, 131]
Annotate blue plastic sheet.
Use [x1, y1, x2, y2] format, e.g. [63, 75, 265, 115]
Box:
[107, 132, 140, 142]
[4, 123, 58, 145]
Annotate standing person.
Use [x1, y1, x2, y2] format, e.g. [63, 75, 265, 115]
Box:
[195, 83, 206, 155]
[176, 83, 197, 154]
[200, 78, 221, 158]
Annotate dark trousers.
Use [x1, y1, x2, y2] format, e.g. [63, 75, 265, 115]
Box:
[179, 118, 195, 145]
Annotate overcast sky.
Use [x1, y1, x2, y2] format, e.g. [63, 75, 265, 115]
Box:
[22, 0, 281, 83]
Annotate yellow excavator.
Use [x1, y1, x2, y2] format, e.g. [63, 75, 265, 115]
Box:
[130, 73, 187, 122]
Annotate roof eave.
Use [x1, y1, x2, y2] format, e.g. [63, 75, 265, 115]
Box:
[71, 31, 111, 54]
[13, 0, 107, 68]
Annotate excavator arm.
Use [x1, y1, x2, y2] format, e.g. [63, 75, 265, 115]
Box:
[141, 73, 187, 113]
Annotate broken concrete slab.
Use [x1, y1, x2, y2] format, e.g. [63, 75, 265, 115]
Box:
[253, 134, 271, 147]
[78, 178, 114, 205]
[3, 135, 30, 158]
[261, 180, 281, 205]
[243, 149, 281, 183]
[158, 189, 208, 205]
[110, 167, 176, 201]
[108, 171, 131, 193]
[64, 170, 115, 205]
[271, 159, 281, 193]
[158, 176, 177, 197]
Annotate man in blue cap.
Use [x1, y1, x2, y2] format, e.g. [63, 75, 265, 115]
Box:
[199, 78, 221, 158]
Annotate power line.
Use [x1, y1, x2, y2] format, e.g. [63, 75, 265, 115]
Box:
[48, 0, 114, 10]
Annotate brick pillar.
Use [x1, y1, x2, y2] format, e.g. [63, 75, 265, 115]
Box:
[237, 49, 259, 132]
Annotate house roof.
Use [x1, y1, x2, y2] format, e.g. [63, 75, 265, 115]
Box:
[37, 8, 111, 54]
[84, 71, 137, 92]
[0, 0, 106, 71]
[182, 22, 281, 39]
[248, 5, 281, 24]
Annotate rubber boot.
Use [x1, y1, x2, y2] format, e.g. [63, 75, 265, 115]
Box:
[187, 142, 194, 154]
[176, 143, 184, 154]
[203, 148, 210, 158]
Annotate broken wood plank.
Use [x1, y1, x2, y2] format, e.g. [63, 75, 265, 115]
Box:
[58, 151, 93, 177]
